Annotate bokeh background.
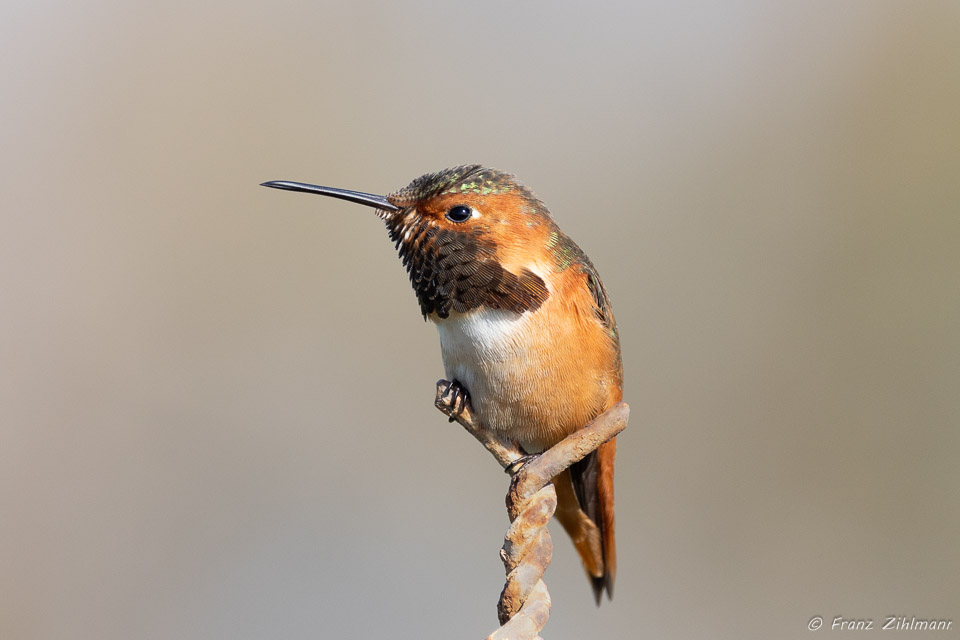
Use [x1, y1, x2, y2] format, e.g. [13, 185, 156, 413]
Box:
[2, 2, 958, 639]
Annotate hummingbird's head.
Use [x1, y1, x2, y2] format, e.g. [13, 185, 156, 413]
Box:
[262, 165, 561, 319]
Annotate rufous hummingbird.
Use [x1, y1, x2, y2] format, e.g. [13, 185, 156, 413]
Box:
[262, 165, 622, 603]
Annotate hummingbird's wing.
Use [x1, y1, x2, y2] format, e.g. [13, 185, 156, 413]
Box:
[582, 261, 620, 602]
[583, 262, 623, 386]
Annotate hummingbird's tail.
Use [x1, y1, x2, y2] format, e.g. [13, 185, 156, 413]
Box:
[553, 436, 617, 603]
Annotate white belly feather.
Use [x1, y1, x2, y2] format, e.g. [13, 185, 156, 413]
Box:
[433, 308, 537, 442]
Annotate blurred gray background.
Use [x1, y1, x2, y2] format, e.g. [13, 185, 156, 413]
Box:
[2, 2, 958, 639]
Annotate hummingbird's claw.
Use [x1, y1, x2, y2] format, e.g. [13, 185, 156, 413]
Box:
[442, 379, 471, 422]
[504, 453, 541, 476]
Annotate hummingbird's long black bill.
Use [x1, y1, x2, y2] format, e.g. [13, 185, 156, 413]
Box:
[260, 180, 401, 213]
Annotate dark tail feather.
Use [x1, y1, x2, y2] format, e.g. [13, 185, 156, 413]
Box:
[558, 436, 617, 603]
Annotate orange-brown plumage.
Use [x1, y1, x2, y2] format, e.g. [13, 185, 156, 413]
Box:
[263, 165, 622, 602]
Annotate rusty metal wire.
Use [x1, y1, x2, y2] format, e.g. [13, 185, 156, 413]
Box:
[435, 380, 629, 640]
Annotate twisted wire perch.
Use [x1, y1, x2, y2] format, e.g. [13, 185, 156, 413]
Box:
[435, 380, 629, 640]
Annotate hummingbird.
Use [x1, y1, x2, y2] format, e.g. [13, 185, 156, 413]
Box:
[262, 165, 622, 603]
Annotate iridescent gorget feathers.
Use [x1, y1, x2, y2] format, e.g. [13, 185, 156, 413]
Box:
[381, 166, 550, 319]
[382, 207, 548, 318]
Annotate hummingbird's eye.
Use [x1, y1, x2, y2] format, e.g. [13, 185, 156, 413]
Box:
[445, 205, 474, 223]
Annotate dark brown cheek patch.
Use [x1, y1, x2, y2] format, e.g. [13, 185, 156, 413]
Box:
[387, 215, 549, 318]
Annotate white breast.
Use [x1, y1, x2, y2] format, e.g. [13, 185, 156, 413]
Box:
[433, 308, 532, 433]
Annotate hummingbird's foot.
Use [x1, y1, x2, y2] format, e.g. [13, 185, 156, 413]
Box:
[442, 379, 471, 422]
[504, 454, 541, 476]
